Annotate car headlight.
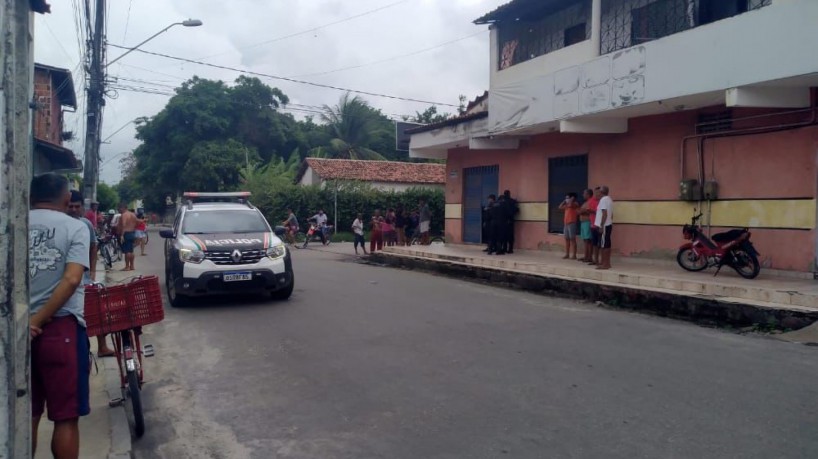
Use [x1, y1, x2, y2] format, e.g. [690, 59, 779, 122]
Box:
[266, 243, 286, 259]
[179, 248, 205, 264]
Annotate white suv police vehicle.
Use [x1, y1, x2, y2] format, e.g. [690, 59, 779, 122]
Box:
[159, 192, 293, 306]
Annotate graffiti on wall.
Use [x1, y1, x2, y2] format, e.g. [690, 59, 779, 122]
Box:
[554, 46, 646, 119]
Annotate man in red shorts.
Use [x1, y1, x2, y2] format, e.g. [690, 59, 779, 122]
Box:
[29, 173, 91, 459]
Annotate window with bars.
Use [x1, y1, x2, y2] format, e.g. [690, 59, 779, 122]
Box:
[601, 0, 771, 55]
[497, 1, 592, 70]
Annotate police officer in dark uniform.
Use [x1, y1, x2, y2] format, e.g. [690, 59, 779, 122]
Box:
[482, 195, 494, 252]
[502, 190, 519, 254]
[488, 194, 507, 255]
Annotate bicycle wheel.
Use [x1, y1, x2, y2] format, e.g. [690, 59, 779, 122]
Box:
[101, 245, 113, 269]
[127, 370, 145, 437]
[430, 236, 445, 246]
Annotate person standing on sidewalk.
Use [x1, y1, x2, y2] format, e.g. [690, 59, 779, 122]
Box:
[395, 205, 407, 246]
[595, 186, 614, 270]
[370, 215, 384, 252]
[418, 198, 432, 245]
[84, 201, 98, 229]
[352, 213, 368, 255]
[117, 203, 138, 271]
[135, 212, 148, 256]
[502, 190, 519, 254]
[587, 187, 602, 266]
[559, 192, 580, 259]
[29, 173, 92, 459]
[578, 189, 595, 262]
[68, 191, 116, 358]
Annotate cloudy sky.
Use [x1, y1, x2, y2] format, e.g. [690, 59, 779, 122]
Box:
[34, 0, 507, 184]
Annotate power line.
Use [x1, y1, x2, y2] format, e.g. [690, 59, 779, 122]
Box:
[106, 43, 458, 107]
[291, 30, 488, 78]
[121, 0, 133, 43]
[195, 0, 411, 61]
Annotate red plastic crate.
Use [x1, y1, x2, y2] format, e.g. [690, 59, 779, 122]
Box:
[84, 276, 164, 337]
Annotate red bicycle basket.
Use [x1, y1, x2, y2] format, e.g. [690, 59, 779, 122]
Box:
[84, 276, 164, 337]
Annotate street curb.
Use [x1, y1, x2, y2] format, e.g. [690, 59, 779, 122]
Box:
[369, 252, 818, 331]
[101, 269, 133, 459]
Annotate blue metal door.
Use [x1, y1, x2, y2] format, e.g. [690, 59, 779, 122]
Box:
[463, 165, 499, 243]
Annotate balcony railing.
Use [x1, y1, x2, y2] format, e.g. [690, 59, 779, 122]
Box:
[497, 0, 592, 70]
[600, 0, 771, 55]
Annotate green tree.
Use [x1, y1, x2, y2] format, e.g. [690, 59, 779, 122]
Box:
[97, 182, 120, 211]
[411, 106, 451, 124]
[320, 93, 388, 160]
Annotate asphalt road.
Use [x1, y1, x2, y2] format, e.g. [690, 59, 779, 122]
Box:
[131, 239, 817, 459]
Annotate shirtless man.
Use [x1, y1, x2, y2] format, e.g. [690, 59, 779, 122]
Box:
[117, 203, 138, 271]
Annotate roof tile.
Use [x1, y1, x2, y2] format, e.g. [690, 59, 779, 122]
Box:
[303, 158, 445, 185]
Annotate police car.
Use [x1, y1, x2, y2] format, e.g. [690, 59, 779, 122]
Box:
[159, 192, 293, 307]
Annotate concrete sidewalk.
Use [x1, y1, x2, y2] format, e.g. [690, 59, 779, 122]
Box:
[361, 243, 818, 330]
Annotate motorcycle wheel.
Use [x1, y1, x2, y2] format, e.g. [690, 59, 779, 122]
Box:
[732, 250, 761, 279]
[676, 248, 708, 272]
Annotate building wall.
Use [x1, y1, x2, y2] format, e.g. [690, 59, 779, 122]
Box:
[33, 69, 63, 144]
[488, 0, 818, 134]
[445, 108, 818, 272]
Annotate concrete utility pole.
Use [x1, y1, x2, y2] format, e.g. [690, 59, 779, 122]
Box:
[82, 0, 105, 203]
[0, 0, 34, 456]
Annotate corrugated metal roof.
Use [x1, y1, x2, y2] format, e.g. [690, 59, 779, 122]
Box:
[474, 0, 579, 24]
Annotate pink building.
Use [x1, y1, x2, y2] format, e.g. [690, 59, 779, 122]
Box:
[409, 0, 818, 273]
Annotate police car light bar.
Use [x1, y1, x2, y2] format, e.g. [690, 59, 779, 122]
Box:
[183, 192, 252, 198]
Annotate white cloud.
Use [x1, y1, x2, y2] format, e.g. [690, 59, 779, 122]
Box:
[34, 0, 508, 183]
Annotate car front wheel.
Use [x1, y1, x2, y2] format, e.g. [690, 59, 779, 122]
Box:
[270, 276, 294, 301]
[166, 272, 189, 307]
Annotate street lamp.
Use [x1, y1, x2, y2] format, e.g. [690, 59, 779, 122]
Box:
[106, 19, 203, 67]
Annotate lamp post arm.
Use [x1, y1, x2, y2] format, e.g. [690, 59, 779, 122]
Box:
[106, 23, 181, 67]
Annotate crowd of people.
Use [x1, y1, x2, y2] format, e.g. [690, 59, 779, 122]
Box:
[482, 187, 614, 269]
[482, 190, 519, 255]
[560, 186, 614, 270]
[279, 198, 434, 256]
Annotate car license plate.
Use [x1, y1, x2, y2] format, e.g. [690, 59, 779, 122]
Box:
[223, 272, 252, 282]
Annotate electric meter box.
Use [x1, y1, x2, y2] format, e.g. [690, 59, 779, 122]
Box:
[703, 180, 719, 200]
[679, 179, 701, 202]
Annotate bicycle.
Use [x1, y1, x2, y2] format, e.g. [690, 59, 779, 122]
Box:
[85, 276, 164, 438]
[97, 234, 119, 270]
[410, 232, 445, 246]
[295, 223, 334, 248]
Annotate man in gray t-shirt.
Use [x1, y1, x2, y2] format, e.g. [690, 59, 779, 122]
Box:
[29, 173, 91, 457]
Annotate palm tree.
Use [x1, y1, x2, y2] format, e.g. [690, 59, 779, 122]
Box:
[320, 93, 386, 160]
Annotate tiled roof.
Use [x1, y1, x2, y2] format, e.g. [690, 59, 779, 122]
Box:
[299, 158, 445, 185]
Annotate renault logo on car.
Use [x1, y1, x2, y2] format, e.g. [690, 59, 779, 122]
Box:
[231, 249, 242, 263]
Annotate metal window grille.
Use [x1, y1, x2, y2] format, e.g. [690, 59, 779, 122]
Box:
[601, 0, 771, 55]
[696, 110, 733, 134]
[498, 0, 592, 70]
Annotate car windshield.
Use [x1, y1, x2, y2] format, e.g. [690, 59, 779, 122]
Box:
[182, 210, 269, 234]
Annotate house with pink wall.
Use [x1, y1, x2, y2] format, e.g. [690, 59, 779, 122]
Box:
[408, 0, 818, 273]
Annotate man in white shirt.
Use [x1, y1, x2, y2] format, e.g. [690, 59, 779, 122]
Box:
[594, 185, 614, 270]
[307, 210, 328, 246]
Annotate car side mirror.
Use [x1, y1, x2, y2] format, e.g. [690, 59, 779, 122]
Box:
[159, 229, 174, 239]
[273, 226, 286, 237]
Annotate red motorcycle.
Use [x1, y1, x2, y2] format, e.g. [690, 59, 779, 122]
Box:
[676, 213, 761, 279]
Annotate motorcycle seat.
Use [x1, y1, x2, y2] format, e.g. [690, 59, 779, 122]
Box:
[712, 229, 747, 243]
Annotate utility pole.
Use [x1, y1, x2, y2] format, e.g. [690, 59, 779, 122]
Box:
[1, 0, 34, 456]
[82, 0, 106, 203]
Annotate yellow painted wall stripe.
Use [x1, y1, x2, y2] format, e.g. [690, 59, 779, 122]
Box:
[445, 199, 816, 229]
[616, 199, 816, 229]
[518, 202, 549, 222]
